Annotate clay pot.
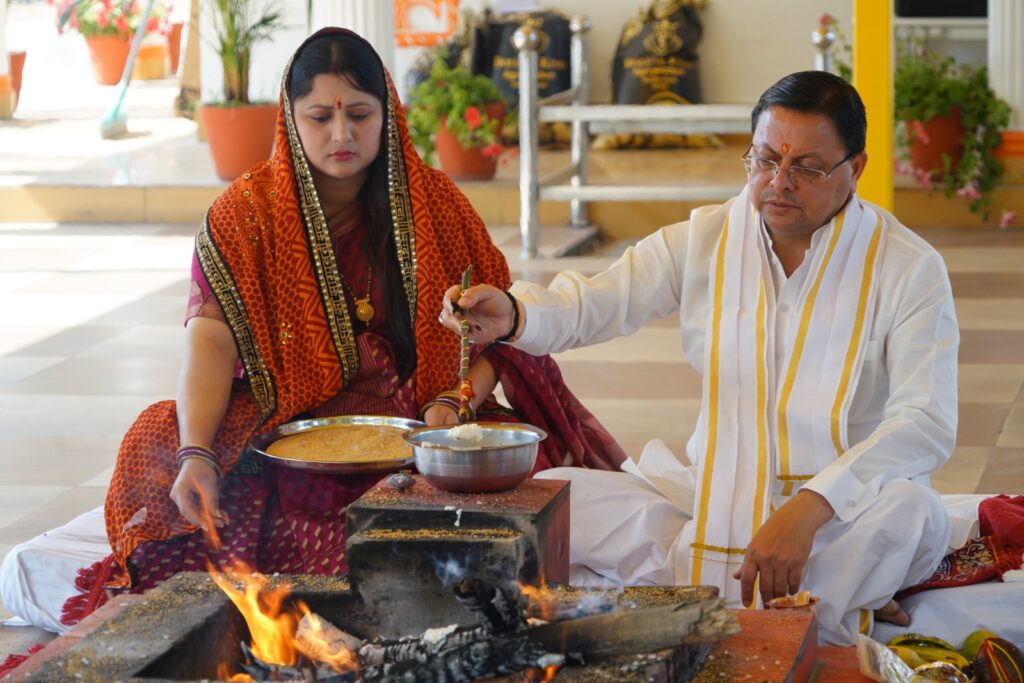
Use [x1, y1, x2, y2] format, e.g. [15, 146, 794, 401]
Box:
[85, 33, 132, 85]
[9, 51, 26, 107]
[132, 41, 168, 80]
[435, 101, 506, 181]
[906, 106, 965, 178]
[167, 22, 184, 75]
[199, 103, 278, 181]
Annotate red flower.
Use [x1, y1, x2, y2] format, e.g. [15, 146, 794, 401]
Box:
[481, 142, 503, 158]
[819, 13, 835, 29]
[97, 11, 109, 28]
[909, 119, 930, 145]
[115, 14, 129, 35]
[146, 16, 159, 33]
[464, 106, 482, 131]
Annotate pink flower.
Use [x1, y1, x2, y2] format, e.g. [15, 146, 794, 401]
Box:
[481, 142, 503, 158]
[955, 183, 981, 201]
[115, 14, 129, 34]
[999, 209, 1018, 229]
[464, 106, 481, 131]
[914, 167, 933, 191]
[909, 120, 930, 145]
[819, 13, 835, 29]
[894, 159, 914, 177]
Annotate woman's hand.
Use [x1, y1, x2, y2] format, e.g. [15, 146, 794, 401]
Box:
[169, 458, 228, 531]
[423, 403, 460, 426]
[439, 284, 516, 345]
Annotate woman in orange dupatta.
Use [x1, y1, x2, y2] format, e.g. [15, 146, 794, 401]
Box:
[62, 28, 624, 625]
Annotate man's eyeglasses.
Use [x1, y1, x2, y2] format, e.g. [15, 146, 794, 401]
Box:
[742, 148, 858, 185]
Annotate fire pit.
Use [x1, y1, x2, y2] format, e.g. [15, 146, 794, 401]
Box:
[19, 476, 737, 682]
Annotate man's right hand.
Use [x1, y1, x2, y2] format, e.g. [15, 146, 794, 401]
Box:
[439, 284, 517, 345]
[169, 458, 227, 531]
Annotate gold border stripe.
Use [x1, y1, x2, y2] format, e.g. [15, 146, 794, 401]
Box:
[751, 281, 769, 534]
[777, 207, 847, 492]
[691, 216, 729, 584]
[830, 213, 883, 454]
[196, 220, 277, 418]
[691, 543, 747, 555]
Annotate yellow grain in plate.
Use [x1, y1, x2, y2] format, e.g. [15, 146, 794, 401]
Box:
[266, 424, 410, 463]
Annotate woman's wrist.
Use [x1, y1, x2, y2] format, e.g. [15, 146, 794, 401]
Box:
[175, 444, 223, 477]
[419, 391, 476, 422]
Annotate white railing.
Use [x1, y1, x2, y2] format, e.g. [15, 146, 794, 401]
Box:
[513, 17, 754, 258]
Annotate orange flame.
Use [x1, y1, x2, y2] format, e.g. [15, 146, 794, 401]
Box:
[208, 560, 305, 666]
[294, 609, 361, 673]
[526, 664, 562, 681]
[194, 483, 222, 551]
[216, 662, 254, 682]
[208, 560, 359, 675]
[518, 579, 559, 621]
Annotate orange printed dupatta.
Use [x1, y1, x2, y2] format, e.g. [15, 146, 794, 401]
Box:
[98, 28, 512, 592]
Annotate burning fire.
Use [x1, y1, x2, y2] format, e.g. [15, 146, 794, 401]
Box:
[216, 662, 254, 682]
[208, 561, 359, 677]
[518, 576, 559, 622]
[209, 560, 305, 666]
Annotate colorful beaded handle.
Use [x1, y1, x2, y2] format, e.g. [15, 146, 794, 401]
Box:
[457, 265, 474, 423]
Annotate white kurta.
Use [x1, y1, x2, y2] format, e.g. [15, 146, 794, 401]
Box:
[515, 198, 960, 645]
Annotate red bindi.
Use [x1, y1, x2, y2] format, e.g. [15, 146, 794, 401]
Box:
[335, 96, 343, 110]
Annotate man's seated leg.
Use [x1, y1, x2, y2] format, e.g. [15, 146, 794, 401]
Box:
[0, 507, 110, 633]
[801, 479, 950, 645]
[535, 468, 694, 586]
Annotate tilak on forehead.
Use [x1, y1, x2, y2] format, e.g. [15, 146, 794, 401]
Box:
[781, 143, 791, 154]
[335, 96, 343, 109]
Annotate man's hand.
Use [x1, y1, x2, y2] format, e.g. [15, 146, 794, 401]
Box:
[733, 490, 834, 606]
[439, 284, 516, 345]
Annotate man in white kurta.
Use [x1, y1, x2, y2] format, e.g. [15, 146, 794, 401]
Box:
[441, 71, 958, 646]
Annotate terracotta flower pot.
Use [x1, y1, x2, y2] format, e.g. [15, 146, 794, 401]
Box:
[907, 106, 965, 178]
[85, 33, 132, 86]
[167, 22, 183, 75]
[9, 51, 26, 107]
[435, 102, 506, 181]
[200, 103, 278, 182]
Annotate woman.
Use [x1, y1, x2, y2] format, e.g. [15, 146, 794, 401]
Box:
[55, 28, 625, 626]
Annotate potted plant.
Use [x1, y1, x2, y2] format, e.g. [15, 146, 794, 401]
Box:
[52, 0, 162, 85]
[407, 58, 506, 181]
[894, 44, 1012, 221]
[200, 0, 282, 181]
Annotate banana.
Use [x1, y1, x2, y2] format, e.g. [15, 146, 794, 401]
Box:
[909, 646, 969, 670]
[887, 633, 959, 652]
[889, 645, 928, 668]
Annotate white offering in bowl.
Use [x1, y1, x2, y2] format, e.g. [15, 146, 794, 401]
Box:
[448, 423, 484, 442]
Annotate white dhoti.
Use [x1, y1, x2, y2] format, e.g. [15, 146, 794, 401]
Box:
[538, 459, 951, 646]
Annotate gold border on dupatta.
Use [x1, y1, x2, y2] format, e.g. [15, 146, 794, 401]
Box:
[196, 219, 278, 418]
[384, 93, 419, 323]
[280, 56, 360, 388]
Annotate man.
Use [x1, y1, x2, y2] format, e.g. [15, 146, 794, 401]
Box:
[440, 71, 959, 645]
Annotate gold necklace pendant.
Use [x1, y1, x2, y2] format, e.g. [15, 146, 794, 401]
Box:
[355, 296, 375, 323]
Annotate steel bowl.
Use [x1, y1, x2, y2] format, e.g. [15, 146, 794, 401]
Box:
[248, 415, 424, 473]
[404, 423, 547, 493]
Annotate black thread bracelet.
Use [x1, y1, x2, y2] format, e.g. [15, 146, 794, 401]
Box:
[494, 290, 520, 343]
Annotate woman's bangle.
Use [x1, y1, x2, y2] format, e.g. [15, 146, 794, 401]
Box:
[419, 391, 476, 422]
[175, 445, 223, 477]
[494, 291, 521, 344]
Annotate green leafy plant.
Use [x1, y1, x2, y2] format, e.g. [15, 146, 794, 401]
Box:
[406, 58, 505, 165]
[52, 0, 163, 39]
[894, 43, 1012, 220]
[206, 0, 282, 105]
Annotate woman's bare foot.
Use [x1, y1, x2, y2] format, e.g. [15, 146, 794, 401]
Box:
[874, 599, 910, 626]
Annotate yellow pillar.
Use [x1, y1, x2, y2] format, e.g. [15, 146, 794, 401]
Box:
[852, 0, 893, 210]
